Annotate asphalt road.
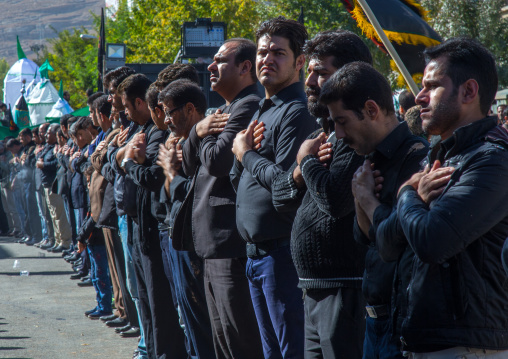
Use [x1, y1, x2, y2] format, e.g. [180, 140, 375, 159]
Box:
[0, 236, 138, 359]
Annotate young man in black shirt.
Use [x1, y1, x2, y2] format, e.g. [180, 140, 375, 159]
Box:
[320, 62, 428, 359]
[231, 17, 316, 359]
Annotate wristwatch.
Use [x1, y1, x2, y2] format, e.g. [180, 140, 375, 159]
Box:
[121, 157, 133, 169]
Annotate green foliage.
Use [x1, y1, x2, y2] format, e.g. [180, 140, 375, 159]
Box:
[39, 27, 98, 108]
[106, 0, 261, 63]
[0, 58, 9, 96]
[422, 0, 508, 88]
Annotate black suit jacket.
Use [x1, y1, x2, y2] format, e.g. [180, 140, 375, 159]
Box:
[176, 84, 261, 259]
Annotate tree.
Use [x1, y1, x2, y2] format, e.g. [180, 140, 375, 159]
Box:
[422, 0, 508, 88]
[0, 58, 9, 96]
[106, 0, 262, 64]
[39, 27, 98, 107]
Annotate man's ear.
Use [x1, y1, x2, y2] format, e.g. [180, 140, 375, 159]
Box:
[460, 79, 479, 105]
[185, 102, 196, 115]
[295, 54, 306, 72]
[240, 60, 253, 77]
[364, 99, 380, 120]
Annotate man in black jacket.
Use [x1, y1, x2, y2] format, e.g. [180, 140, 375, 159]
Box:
[176, 38, 263, 359]
[320, 62, 428, 359]
[271, 31, 372, 359]
[395, 38, 508, 358]
[118, 74, 186, 359]
[37, 124, 72, 251]
[17, 128, 42, 245]
[231, 17, 316, 358]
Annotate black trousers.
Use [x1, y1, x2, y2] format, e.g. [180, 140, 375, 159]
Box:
[304, 287, 366, 359]
[205, 257, 263, 359]
[132, 221, 186, 359]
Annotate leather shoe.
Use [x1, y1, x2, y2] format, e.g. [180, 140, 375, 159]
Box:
[88, 310, 112, 320]
[41, 241, 55, 249]
[50, 245, 69, 253]
[115, 324, 132, 333]
[70, 272, 87, 280]
[100, 314, 117, 322]
[78, 278, 92, 287]
[85, 307, 98, 316]
[80, 275, 90, 282]
[25, 239, 38, 246]
[106, 317, 129, 327]
[121, 327, 140, 338]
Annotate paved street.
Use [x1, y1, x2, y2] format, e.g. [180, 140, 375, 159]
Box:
[0, 236, 138, 359]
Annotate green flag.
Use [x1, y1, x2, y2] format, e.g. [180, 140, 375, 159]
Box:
[58, 79, 64, 99]
[16, 36, 26, 60]
[39, 59, 54, 79]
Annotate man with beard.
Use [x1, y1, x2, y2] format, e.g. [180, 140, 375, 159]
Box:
[231, 17, 316, 358]
[394, 38, 508, 358]
[175, 38, 263, 359]
[270, 30, 372, 359]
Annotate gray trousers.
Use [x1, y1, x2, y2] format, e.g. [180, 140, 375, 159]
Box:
[1, 186, 21, 233]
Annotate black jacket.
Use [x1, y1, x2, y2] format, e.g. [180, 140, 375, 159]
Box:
[397, 117, 508, 351]
[176, 84, 260, 258]
[272, 130, 366, 289]
[124, 120, 167, 254]
[40, 144, 58, 188]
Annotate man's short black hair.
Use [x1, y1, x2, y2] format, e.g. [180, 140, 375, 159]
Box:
[60, 114, 72, 128]
[159, 79, 207, 116]
[31, 127, 39, 136]
[70, 117, 92, 136]
[256, 16, 308, 58]
[19, 128, 32, 138]
[146, 84, 161, 111]
[398, 90, 416, 111]
[87, 92, 104, 109]
[154, 64, 199, 91]
[320, 62, 395, 118]
[6, 138, 21, 148]
[424, 37, 497, 115]
[57, 128, 65, 139]
[224, 38, 257, 82]
[303, 30, 372, 68]
[93, 95, 112, 118]
[104, 66, 136, 89]
[117, 74, 153, 107]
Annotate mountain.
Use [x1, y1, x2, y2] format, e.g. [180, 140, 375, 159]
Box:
[0, 0, 104, 65]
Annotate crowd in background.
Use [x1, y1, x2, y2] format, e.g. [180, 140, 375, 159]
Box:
[1, 16, 508, 359]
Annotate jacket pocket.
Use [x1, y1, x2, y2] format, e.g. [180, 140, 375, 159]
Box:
[441, 256, 468, 320]
[209, 195, 235, 206]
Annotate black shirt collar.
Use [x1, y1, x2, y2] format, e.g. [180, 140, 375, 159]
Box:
[369, 121, 412, 161]
[259, 82, 306, 111]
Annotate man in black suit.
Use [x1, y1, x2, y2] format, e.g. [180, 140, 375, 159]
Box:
[174, 38, 263, 359]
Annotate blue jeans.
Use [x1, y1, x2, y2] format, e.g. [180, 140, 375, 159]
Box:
[12, 187, 26, 235]
[160, 235, 215, 359]
[362, 316, 404, 359]
[22, 181, 42, 241]
[36, 189, 52, 241]
[118, 215, 148, 359]
[246, 245, 305, 359]
[88, 244, 112, 313]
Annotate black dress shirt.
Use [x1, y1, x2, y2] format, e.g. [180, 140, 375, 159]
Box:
[231, 82, 318, 243]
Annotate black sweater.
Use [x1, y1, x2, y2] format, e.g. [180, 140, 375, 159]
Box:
[272, 134, 366, 289]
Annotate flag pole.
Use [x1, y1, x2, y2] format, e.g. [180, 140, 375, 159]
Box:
[356, 0, 420, 96]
